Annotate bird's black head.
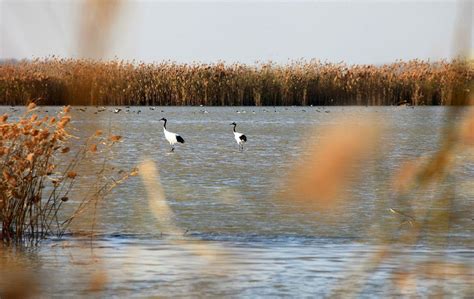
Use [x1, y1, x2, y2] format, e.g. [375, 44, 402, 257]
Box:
[230, 122, 236, 126]
[160, 118, 167, 121]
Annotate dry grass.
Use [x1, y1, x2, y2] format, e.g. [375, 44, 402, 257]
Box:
[0, 58, 471, 106]
[0, 104, 136, 245]
[280, 117, 382, 210]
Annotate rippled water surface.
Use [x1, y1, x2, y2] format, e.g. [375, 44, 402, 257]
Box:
[1, 106, 473, 297]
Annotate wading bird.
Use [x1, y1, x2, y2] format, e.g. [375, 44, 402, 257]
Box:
[230, 122, 247, 151]
[160, 118, 185, 152]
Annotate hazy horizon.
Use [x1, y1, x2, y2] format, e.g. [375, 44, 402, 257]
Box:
[1, 1, 472, 65]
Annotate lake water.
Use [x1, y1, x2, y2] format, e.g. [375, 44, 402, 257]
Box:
[1, 106, 473, 297]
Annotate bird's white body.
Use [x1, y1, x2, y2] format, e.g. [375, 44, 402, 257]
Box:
[234, 131, 245, 145]
[164, 128, 180, 145]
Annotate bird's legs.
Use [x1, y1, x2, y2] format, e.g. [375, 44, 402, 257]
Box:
[170, 146, 175, 152]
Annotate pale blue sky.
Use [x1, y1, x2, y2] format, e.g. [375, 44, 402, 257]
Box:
[0, 1, 471, 64]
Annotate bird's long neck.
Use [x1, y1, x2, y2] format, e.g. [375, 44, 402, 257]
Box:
[163, 120, 167, 129]
[233, 124, 236, 132]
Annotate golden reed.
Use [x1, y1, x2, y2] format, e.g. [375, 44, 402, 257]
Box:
[0, 58, 471, 106]
[0, 104, 136, 245]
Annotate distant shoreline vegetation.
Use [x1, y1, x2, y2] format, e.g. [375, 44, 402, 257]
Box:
[0, 58, 472, 106]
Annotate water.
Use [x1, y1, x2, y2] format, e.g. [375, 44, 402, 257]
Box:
[1, 106, 473, 297]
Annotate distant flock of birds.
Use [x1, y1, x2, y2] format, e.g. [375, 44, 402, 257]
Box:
[7, 105, 249, 152]
[8, 105, 331, 153]
[6, 104, 412, 152]
[8, 105, 339, 115]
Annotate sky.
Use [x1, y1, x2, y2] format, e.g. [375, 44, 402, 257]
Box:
[0, 0, 472, 65]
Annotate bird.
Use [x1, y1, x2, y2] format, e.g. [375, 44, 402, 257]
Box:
[159, 118, 184, 152]
[230, 122, 247, 151]
[114, 108, 121, 113]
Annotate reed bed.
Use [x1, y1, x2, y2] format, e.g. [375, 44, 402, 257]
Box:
[0, 58, 472, 106]
[0, 104, 135, 245]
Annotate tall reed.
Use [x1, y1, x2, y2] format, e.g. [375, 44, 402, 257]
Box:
[0, 58, 471, 106]
[0, 104, 135, 245]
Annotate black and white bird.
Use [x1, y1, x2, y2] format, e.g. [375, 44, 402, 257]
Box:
[160, 118, 185, 152]
[230, 122, 247, 151]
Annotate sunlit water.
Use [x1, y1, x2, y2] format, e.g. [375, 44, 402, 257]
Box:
[1, 106, 473, 297]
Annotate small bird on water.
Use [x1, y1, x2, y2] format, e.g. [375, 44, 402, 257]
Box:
[230, 122, 247, 151]
[160, 118, 185, 152]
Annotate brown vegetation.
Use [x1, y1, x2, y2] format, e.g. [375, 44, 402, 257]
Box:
[0, 104, 136, 245]
[0, 58, 472, 106]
